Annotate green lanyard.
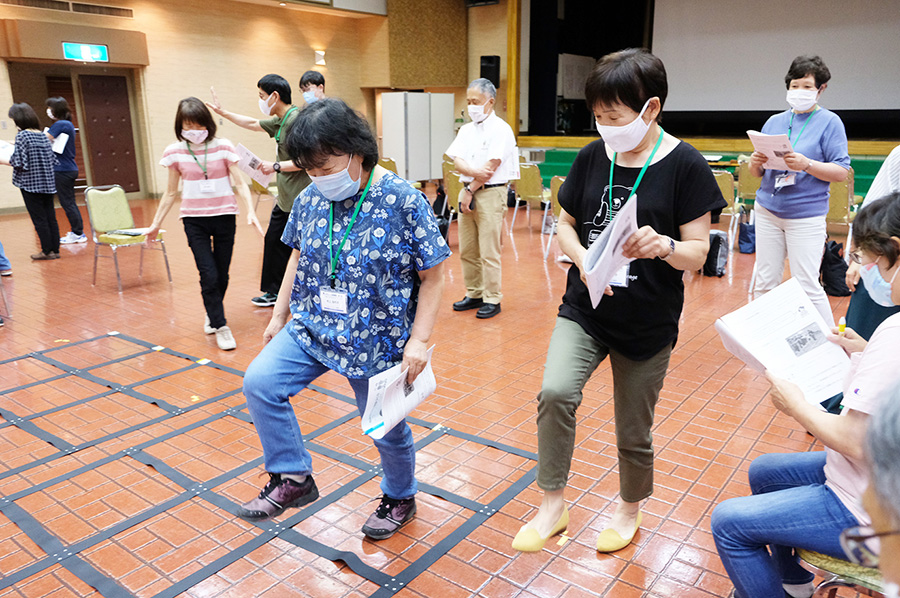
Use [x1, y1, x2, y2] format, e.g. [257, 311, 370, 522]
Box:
[275, 106, 298, 143]
[186, 141, 209, 179]
[327, 170, 374, 287]
[788, 106, 818, 146]
[608, 126, 665, 212]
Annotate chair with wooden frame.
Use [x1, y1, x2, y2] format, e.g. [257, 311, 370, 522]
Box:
[543, 175, 566, 260]
[510, 163, 550, 233]
[712, 169, 741, 250]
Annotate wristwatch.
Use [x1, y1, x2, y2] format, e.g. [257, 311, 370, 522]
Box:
[660, 236, 676, 261]
[464, 183, 473, 195]
[272, 161, 281, 173]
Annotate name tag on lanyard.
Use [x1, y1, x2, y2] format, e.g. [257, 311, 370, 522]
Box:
[199, 178, 216, 194]
[319, 285, 349, 314]
[775, 172, 796, 189]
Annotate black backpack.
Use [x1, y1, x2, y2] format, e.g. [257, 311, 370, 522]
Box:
[703, 230, 728, 277]
[820, 239, 850, 296]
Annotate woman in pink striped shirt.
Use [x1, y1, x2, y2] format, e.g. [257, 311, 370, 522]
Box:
[147, 97, 262, 350]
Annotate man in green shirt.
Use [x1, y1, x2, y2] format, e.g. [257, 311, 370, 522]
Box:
[206, 74, 313, 307]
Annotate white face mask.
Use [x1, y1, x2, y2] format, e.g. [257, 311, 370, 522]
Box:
[595, 99, 653, 153]
[46, 108, 55, 120]
[303, 90, 318, 104]
[310, 154, 361, 202]
[468, 103, 490, 124]
[258, 93, 276, 116]
[182, 129, 208, 145]
[860, 260, 900, 307]
[786, 88, 818, 112]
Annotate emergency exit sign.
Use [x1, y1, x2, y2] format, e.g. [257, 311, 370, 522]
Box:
[62, 43, 109, 63]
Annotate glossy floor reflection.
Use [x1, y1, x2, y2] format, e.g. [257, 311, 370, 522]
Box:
[0, 198, 855, 598]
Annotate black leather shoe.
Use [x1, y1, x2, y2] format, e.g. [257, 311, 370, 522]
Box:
[453, 297, 484, 311]
[476, 303, 501, 319]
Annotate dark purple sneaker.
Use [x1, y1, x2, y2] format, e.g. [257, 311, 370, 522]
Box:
[236, 473, 318, 522]
[361, 495, 417, 540]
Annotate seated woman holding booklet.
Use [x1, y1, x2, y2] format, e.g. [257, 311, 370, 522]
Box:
[711, 191, 900, 598]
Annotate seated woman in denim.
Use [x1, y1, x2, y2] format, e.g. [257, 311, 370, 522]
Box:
[711, 191, 900, 598]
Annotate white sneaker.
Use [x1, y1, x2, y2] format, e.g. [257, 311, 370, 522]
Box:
[203, 315, 215, 335]
[215, 325, 236, 350]
[60, 232, 87, 244]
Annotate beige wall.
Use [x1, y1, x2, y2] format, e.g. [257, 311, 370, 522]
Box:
[467, 0, 509, 122]
[0, 0, 387, 209]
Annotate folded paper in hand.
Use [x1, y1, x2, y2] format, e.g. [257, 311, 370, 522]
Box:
[51, 133, 69, 154]
[747, 130, 795, 171]
[581, 194, 638, 307]
[361, 346, 437, 439]
[715, 278, 849, 404]
[0, 140, 14, 163]
[236, 144, 274, 189]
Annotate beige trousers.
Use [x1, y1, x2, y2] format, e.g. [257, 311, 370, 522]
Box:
[458, 185, 506, 304]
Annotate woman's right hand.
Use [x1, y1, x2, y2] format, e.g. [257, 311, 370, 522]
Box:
[263, 312, 289, 345]
[827, 325, 867, 355]
[846, 261, 861, 292]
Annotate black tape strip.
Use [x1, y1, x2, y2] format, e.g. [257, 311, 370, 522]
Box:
[307, 383, 357, 405]
[305, 441, 377, 473]
[0, 388, 117, 424]
[0, 407, 75, 451]
[0, 372, 70, 397]
[304, 411, 361, 440]
[441, 426, 538, 461]
[280, 529, 394, 587]
[113, 333, 246, 378]
[0, 503, 134, 597]
[414, 482, 485, 513]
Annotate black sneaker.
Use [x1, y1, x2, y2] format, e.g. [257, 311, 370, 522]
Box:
[236, 473, 318, 522]
[251, 292, 278, 307]
[361, 495, 417, 540]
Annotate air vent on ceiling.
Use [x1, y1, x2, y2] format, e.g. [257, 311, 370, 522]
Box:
[0, 0, 133, 17]
[0, 0, 70, 10]
[71, 2, 132, 17]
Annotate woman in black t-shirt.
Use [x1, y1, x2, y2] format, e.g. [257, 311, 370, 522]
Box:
[512, 49, 725, 554]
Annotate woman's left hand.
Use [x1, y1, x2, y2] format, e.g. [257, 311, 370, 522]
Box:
[622, 225, 668, 260]
[401, 338, 428, 384]
[783, 151, 811, 172]
[248, 211, 265, 236]
[765, 370, 805, 415]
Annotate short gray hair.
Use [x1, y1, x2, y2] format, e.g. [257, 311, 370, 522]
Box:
[468, 78, 497, 99]
[867, 388, 900, 526]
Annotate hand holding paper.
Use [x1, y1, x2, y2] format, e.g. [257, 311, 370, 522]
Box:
[747, 130, 796, 171]
[236, 144, 274, 189]
[581, 195, 638, 307]
[361, 346, 436, 440]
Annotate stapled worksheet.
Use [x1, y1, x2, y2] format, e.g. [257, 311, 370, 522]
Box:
[361, 346, 436, 439]
[715, 278, 850, 404]
[582, 194, 638, 308]
[747, 130, 795, 171]
[235, 143, 274, 189]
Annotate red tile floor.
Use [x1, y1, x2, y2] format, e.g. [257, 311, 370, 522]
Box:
[0, 195, 855, 598]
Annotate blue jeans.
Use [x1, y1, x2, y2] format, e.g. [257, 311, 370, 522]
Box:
[711, 452, 860, 598]
[0, 239, 10, 271]
[243, 327, 417, 499]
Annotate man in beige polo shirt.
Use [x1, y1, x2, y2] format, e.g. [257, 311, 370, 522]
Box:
[446, 78, 519, 319]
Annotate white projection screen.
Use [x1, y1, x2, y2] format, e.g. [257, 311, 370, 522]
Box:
[652, 0, 900, 112]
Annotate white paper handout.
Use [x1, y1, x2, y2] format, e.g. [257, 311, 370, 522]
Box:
[0, 140, 13, 163]
[106, 227, 164, 237]
[235, 144, 274, 189]
[581, 194, 639, 307]
[51, 132, 69, 154]
[747, 130, 795, 171]
[361, 346, 437, 439]
[715, 278, 850, 405]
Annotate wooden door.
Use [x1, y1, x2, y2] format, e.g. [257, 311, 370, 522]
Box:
[78, 75, 140, 192]
[46, 76, 87, 189]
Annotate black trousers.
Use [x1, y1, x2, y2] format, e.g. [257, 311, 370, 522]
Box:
[21, 190, 60, 254]
[183, 215, 236, 329]
[260, 204, 292, 294]
[55, 170, 83, 236]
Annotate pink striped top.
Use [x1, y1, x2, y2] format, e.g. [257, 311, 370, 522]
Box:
[159, 137, 240, 218]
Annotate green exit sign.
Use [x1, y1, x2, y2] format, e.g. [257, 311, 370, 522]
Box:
[62, 42, 109, 62]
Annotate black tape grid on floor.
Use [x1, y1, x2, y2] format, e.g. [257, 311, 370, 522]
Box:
[0, 332, 538, 598]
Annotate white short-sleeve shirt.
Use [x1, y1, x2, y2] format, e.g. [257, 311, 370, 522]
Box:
[446, 112, 519, 185]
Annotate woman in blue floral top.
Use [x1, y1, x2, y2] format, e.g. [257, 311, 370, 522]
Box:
[238, 99, 451, 540]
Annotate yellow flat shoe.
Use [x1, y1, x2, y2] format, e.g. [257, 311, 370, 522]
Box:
[596, 511, 642, 553]
[511, 508, 569, 552]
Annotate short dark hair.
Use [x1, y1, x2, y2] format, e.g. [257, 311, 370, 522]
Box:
[45, 97, 72, 121]
[8, 103, 40, 131]
[299, 70, 325, 90]
[852, 191, 900, 268]
[284, 98, 378, 171]
[258, 74, 292, 105]
[174, 97, 217, 142]
[785, 55, 831, 89]
[585, 48, 667, 121]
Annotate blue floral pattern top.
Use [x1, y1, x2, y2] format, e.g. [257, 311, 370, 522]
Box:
[282, 170, 451, 378]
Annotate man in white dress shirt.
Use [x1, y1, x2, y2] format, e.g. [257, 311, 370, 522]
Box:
[445, 78, 518, 319]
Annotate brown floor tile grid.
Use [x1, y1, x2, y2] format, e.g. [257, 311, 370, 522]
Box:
[0, 203, 862, 597]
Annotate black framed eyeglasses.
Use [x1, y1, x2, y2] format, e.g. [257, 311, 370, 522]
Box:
[839, 525, 900, 567]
